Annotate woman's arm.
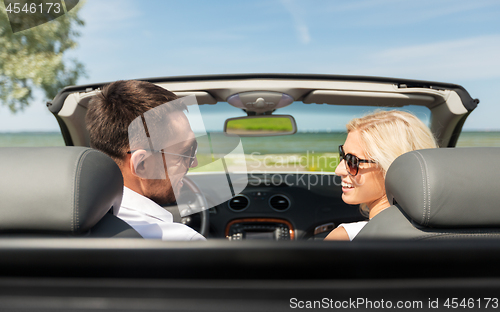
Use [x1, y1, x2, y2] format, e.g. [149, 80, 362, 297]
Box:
[324, 226, 350, 241]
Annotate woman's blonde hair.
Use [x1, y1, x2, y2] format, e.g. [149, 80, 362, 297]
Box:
[347, 110, 438, 217]
[347, 110, 437, 175]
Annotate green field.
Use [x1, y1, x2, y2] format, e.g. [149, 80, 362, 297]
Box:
[2, 131, 500, 173]
[0, 132, 64, 147]
[226, 117, 293, 132]
[249, 152, 340, 172]
[189, 152, 340, 173]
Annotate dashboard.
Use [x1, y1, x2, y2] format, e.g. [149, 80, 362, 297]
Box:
[184, 173, 365, 240]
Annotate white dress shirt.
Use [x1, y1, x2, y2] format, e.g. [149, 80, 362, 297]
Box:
[116, 187, 206, 241]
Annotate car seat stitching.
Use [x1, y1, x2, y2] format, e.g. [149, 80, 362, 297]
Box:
[422, 232, 500, 240]
[74, 149, 92, 233]
[411, 153, 427, 226]
[415, 151, 431, 225]
[411, 233, 442, 240]
[70, 156, 75, 233]
[411, 228, 500, 240]
[402, 219, 439, 241]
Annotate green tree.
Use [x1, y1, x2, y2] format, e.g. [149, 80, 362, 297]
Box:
[0, 1, 86, 112]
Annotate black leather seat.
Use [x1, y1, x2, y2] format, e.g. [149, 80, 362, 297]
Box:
[356, 147, 500, 240]
[0, 147, 142, 238]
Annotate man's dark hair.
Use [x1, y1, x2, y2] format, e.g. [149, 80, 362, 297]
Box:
[86, 80, 186, 163]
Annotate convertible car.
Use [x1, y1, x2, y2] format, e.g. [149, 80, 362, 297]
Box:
[2, 74, 500, 311]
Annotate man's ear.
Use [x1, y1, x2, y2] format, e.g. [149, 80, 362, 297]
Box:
[129, 150, 149, 178]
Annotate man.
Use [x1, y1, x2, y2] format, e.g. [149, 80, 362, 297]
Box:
[86, 80, 205, 240]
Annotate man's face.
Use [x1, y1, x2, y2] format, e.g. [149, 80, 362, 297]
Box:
[142, 111, 198, 205]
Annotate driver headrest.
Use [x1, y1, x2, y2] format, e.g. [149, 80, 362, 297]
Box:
[0, 147, 123, 233]
[386, 147, 500, 228]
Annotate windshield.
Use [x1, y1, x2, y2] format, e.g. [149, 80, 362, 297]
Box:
[190, 102, 432, 173]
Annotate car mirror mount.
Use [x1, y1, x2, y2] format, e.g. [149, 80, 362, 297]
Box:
[227, 91, 294, 115]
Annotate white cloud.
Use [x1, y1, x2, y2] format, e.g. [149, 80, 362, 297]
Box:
[79, 0, 141, 32]
[280, 0, 311, 44]
[323, 0, 500, 27]
[325, 0, 398, 13]
[361, 35, 500, 81]
[183, 29, 245, 42]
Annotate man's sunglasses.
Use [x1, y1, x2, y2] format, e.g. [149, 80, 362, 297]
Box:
[128, 140, 198, 167]
[339, 145, 376, 176]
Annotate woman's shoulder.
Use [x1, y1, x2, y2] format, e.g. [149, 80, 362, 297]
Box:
[338, 221, 369, 240]
[339, 220, 369, 228]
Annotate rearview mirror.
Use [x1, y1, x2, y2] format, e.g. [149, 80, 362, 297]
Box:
[224, 115, 297, 137]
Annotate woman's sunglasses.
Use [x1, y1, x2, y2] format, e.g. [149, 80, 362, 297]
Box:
[339, 145, 376, 176]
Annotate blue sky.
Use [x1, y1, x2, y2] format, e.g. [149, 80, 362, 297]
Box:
[2, 0, 500, 131]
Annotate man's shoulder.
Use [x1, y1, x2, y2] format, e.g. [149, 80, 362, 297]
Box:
[118, 187, 206, 241]
[118, 205, 205, 240]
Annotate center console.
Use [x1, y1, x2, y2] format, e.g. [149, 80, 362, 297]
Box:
[225, 218, 294, 240]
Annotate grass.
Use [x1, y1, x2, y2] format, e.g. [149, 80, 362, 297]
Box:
[226, 117, 294, 132]
[190, 152, 340, 173]
[257, 152, 340, 172]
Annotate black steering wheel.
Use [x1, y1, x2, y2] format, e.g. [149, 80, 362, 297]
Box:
[163, 176, 209, 237]
[181, 176, 209, 237]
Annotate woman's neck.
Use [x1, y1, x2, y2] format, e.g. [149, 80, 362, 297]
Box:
[368, 195, 391, 219]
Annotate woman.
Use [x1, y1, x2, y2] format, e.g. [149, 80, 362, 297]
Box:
[325, 110, 437, 241]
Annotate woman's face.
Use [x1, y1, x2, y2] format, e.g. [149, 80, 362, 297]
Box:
[335, 130, 387, 210]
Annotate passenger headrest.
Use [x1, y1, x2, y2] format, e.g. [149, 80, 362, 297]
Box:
[386, 147, 500, 228]
[0, 147, 123, 233]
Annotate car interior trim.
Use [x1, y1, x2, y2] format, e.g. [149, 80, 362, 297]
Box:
[225, 218, 295, 240]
